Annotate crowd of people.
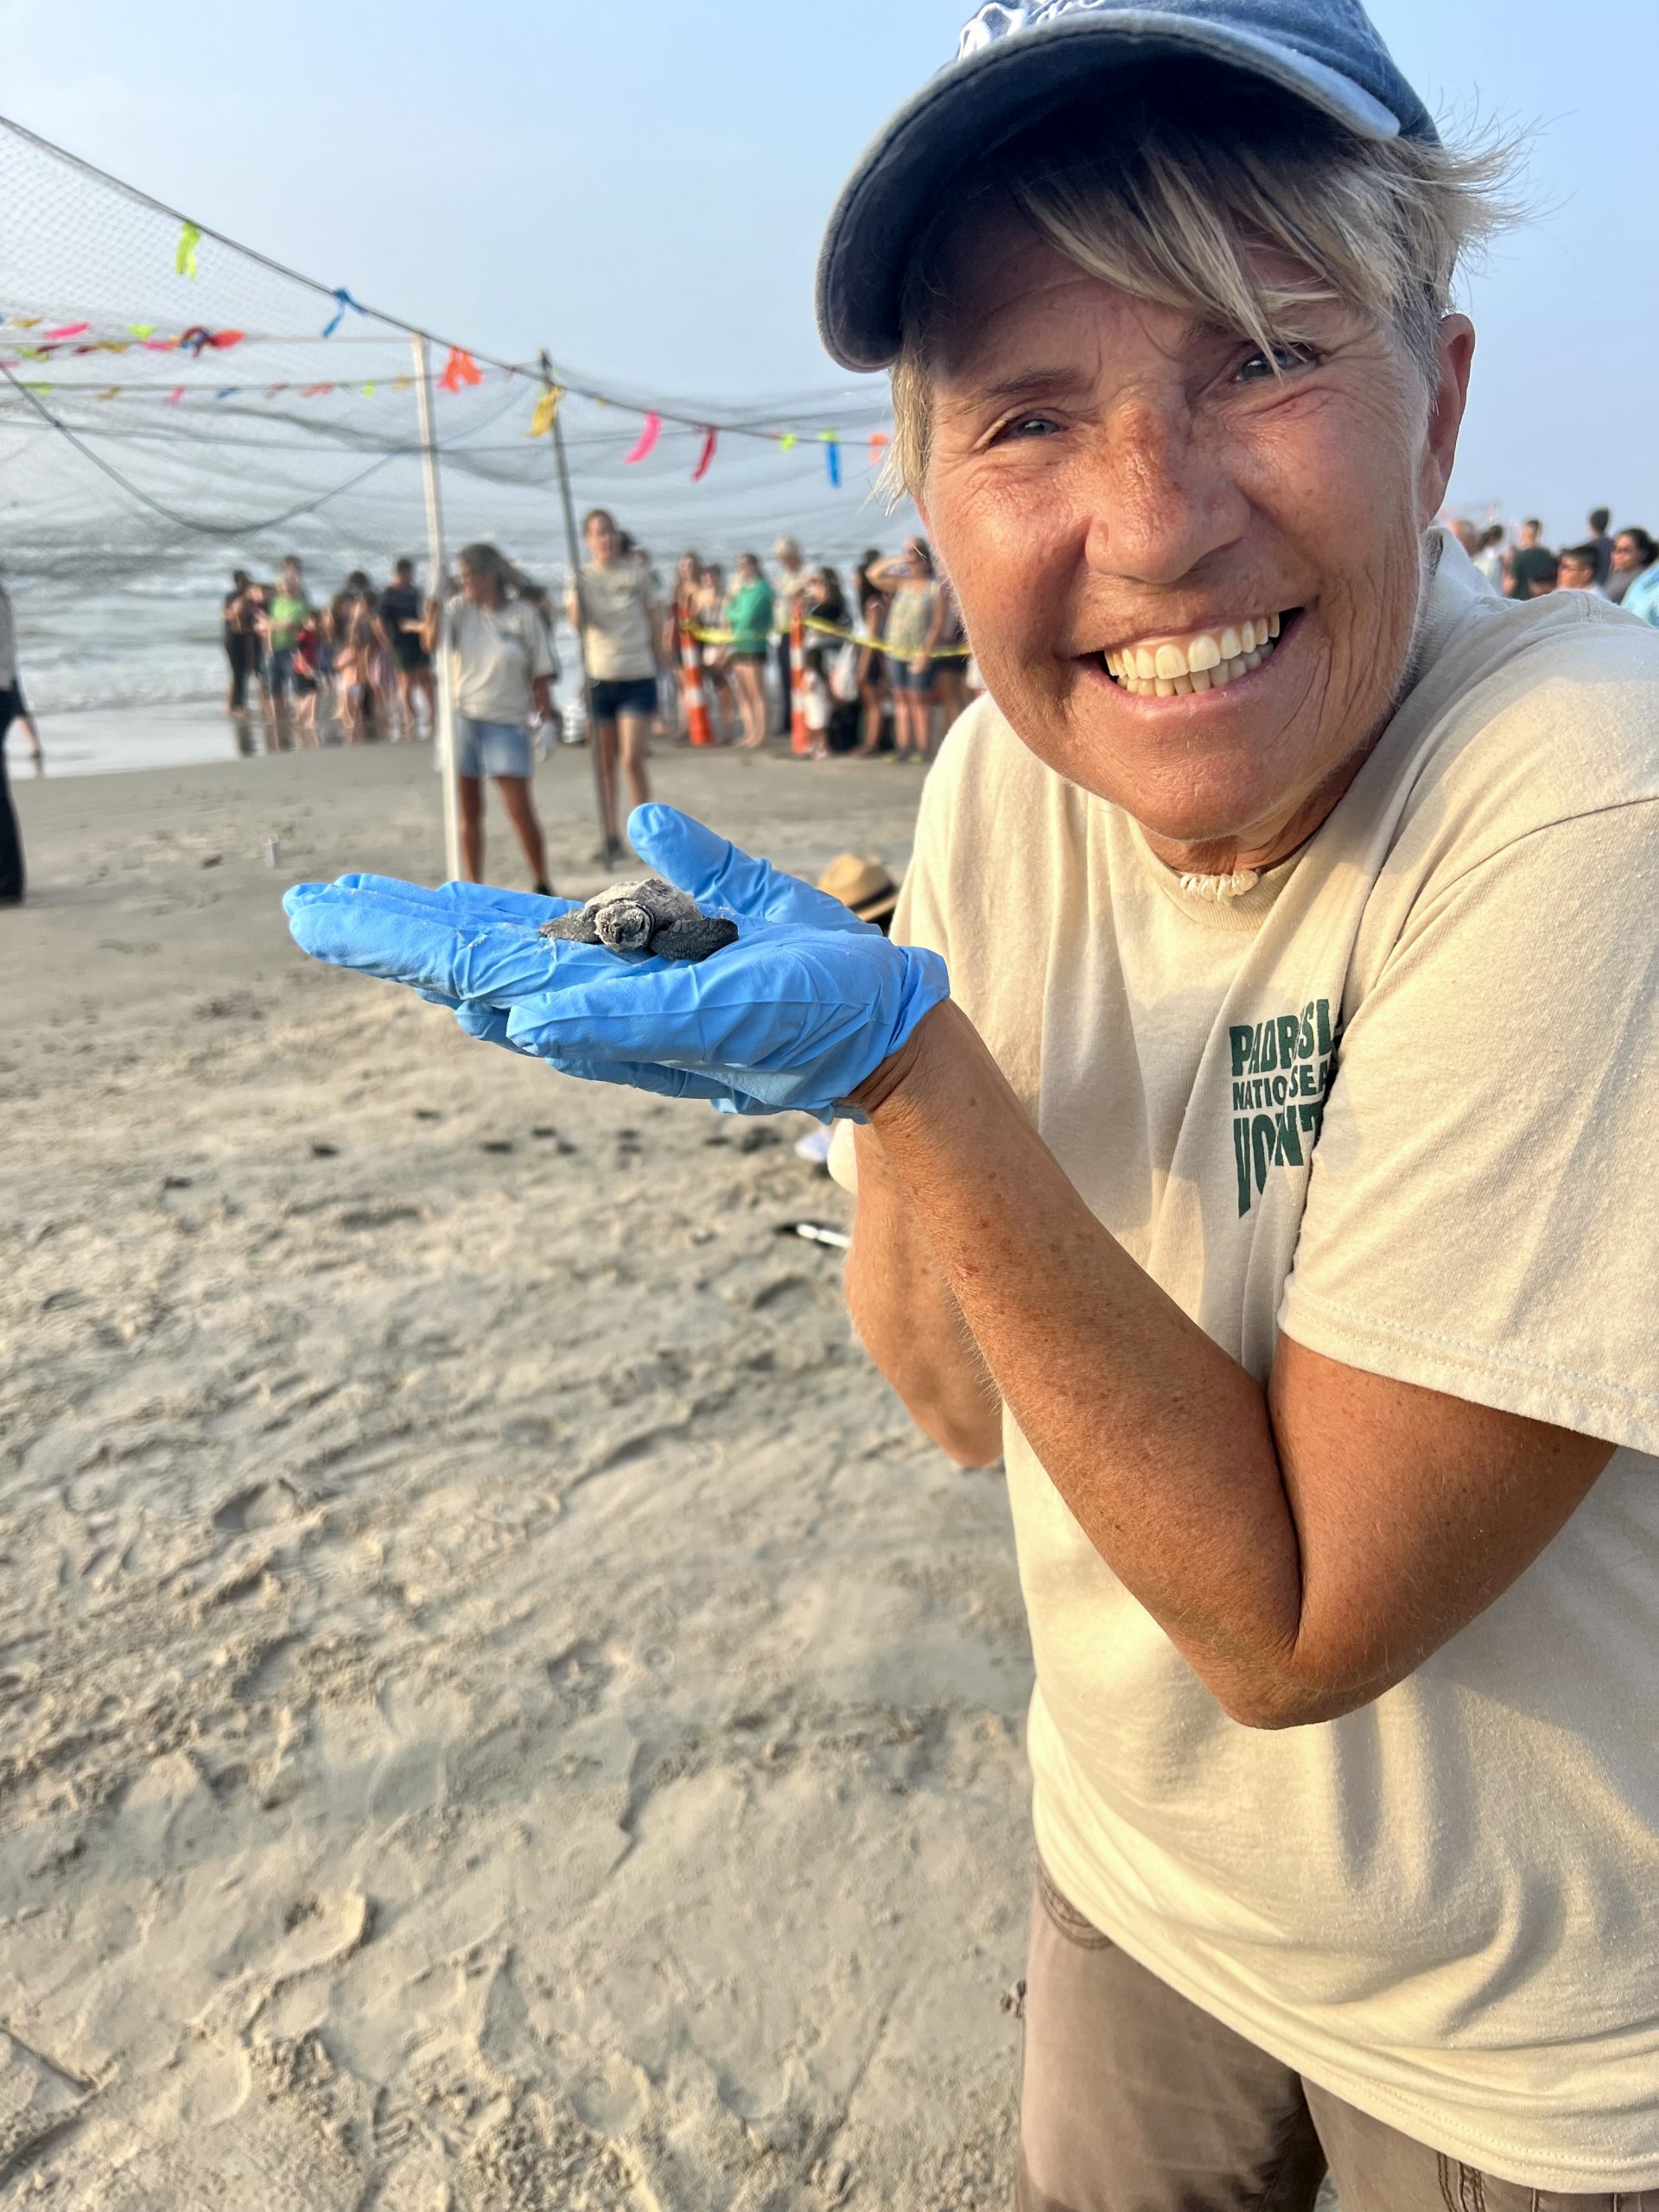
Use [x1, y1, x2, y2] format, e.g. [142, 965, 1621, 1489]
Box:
[220, 526, 979, 765]
[1449, 505, 1659, 618]
[210, 521, 982, 885]
[221, 556, 439, 741]
[204, 500, 1659, 904]
[221, 505, 1659, 789]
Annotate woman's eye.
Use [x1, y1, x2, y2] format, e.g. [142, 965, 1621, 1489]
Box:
[998, 414, 1063, 443]
[1236, 345, 1316, 385]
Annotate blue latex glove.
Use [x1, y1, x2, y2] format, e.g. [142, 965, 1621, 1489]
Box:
[283, 804, 949, 1120]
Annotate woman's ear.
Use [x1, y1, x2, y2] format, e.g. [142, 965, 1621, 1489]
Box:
[1421, 315, 1476, 524]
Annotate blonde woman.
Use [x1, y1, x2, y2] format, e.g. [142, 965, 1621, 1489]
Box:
[435, 543, 556, 892]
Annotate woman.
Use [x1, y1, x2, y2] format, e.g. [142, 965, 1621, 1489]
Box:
[1609, 525, 1658, 614]
[868, 537, 943, 761]
[0, 578, 42, 904]
[296, 6, 1659, 2201]
[852, 549, 889, 755]
[435, 542, 556, 893]
[567, 508, 659, 867]
[723, 553, 774, 748]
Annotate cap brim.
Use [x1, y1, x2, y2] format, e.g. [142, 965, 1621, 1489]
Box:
[817, 10, 1412, 373]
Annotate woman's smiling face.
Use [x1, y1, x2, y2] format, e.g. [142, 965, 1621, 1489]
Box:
[917, 203, 1475, 874]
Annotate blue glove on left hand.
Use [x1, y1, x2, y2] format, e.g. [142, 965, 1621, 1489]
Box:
[283, 804, 949, 1121]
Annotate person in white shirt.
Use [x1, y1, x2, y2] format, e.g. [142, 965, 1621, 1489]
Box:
[432, 543, 556, 893]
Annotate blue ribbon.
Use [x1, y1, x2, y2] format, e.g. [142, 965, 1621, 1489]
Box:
[321, 287, 365, 339]
[824, 434, 842, 489]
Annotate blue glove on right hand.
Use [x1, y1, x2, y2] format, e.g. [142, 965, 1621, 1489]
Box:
[283, 805, 949, 1122]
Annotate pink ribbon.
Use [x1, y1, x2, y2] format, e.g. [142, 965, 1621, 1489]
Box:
[624, 410, 662, 465]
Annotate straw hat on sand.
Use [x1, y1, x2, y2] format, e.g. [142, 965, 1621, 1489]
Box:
[817, 853, 899, 927]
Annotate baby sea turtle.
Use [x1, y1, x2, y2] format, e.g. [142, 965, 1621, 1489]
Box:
[538, 876, 739, 963]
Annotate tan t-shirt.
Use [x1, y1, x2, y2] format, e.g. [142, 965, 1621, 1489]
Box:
[576, 561, 657, 683]
[447, 599, 554, 724]
[840, 534, 1659, 2189]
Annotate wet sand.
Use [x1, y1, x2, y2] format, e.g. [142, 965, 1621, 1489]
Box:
[0, 740, 1031, 2209]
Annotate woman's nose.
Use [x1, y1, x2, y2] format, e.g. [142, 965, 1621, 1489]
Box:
[1078, 402, 1249, 586]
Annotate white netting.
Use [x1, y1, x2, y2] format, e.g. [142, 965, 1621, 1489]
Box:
[0, 114, 900, 710]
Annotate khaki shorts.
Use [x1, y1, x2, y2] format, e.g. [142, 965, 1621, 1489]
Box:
[1015, 1855, 1656, 2212]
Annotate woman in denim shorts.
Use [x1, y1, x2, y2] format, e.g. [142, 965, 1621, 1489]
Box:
[439, 543, 557, 893]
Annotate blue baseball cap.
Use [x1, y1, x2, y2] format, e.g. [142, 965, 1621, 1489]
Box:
[817, 0, 1440, 372]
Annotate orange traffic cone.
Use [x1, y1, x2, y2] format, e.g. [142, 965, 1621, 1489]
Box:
[679, 611, 714, 747]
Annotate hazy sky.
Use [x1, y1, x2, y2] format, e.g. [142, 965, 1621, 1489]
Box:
[2, 0, 1650, 543]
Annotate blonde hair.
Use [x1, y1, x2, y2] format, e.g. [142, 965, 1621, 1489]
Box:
[888, 67, 1517, 499]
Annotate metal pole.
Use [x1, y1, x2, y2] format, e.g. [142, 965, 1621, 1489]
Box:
[541, 351, 613, 861]
[412, 334, 462, 882]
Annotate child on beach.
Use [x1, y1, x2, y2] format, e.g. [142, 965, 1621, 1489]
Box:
[290, 617, 323, 741]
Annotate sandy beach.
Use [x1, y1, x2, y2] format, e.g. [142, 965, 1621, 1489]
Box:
[0, 740, 1033, 2209]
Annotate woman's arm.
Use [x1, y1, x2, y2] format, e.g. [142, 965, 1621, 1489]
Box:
[845, 1125, 1004, 1466]
[850, 1003, 1611, 1729]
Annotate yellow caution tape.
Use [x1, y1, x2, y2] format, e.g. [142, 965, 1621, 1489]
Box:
[686, 613, 969, 658]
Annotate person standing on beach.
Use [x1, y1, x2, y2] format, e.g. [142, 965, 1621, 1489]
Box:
[696, 563, 739, 740]
[1586, 506, 1615, 588]
[377, 559, 435, 738]
[0, 578, 42, 905]
[435, 543, 556, 893]
[1504, 518, 1554, 600]
[295, 3, 1659, 2198]
[221, 571, 264, 713]
[567, 509, 659, 868]
[868, 538, 944, 761]
[723, 553, 775, 748]
[328, 573, 380, 743]
[770, 537, 811, 737]
[261, 556, 310, 717]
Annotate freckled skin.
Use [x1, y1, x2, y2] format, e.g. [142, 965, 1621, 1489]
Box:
[917, 202, 1476, 875]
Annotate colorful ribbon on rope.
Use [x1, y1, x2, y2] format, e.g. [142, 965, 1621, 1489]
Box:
[321, 288, 367, 339]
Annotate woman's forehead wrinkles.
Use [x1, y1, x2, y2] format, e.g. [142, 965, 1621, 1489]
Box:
[932, 280, 1198, 407]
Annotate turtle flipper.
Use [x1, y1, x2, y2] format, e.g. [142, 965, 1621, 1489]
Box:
[539, 912, 603, 944]
[648, 917, 740, 963]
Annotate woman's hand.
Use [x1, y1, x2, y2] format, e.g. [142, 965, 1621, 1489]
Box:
[283, 806, 948, 1122]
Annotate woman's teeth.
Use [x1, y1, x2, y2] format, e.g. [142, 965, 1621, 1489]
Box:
[1104, 613, 1284, 696]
